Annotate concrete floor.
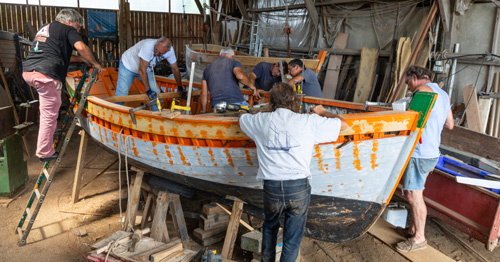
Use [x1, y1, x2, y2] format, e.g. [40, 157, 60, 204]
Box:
[2, 127, 500, 262]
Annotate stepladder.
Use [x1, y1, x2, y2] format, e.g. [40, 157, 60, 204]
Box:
[15, 67, 99, 246]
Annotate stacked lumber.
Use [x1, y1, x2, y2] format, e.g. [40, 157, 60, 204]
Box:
[193, 202, 229, 246]
[485, 72, 500, 137]
[241, 229, 284, 262]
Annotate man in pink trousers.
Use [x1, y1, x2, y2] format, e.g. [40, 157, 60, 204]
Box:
[22, 8, 102, 161]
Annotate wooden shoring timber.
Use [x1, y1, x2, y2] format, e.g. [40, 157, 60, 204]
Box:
[462, 84, 482, 132]
[353, 47, 379, 103]
[322, 33, 349, 99]
[391, 0, 438, 102]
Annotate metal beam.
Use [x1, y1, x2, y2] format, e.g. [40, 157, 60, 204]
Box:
[235, 0, 250, 21]
[304, 0, 319, 29]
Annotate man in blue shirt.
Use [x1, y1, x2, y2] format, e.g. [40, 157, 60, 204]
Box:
[287, 59, 323, 98]
[200, 47, 258, 113]
[248, 62, 288, 92]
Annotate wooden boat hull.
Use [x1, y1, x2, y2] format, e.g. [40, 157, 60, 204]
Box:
[67, 68, 435, 242]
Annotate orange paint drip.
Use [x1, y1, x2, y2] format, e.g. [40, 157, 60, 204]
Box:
[177, 147, 188, 165]
[334, 145, 341, 170]
[159, 125, 165, 135]
[313, 145, 326, 173]
[131, 138, 139, 157]
[166, 150, 173, 165]
[223, 149, 235, 167]
[216, 130, 224, 139]
[200, 130, 208, 138]
[244, 150, 253, 166]
[208, 148, 215, 163]
[98, 126, 104, 143]
[186, 129, 193, 137]
[371, 140, 379, 170]
[352, 142, 361, 171]
[169, 127, 179, 137]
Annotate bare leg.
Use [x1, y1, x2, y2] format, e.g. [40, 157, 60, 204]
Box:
[405, 190, 426, 243]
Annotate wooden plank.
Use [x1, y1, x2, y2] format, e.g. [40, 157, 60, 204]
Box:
[193, 227, 227, 240]
[140, 192, 153, 229]
[124, 170, 144, 231]
[322, 33, 348, 99]
[441, 125, 500, 163]
[150, 242, 183, 262]
[235, 0, 250, 20]
[386, 37, 411, 103]
[71, 130, 88, 203]
[462, 84, 482, 132]
[221, 200, 245, 260]
[353, 47, 379, 103]
[215, 202, 254, 231]
[132, 238, 179, 262]
[169, 194, 191, 250]
[304, 0, 319, 29]
[203, 202, 224, 215]
[368, 218, 454, 262]
[336, 55, 353, 99]
[478, 98, 492, 133]
[437, 0, 452, 32]
[151, 191, 169, 242]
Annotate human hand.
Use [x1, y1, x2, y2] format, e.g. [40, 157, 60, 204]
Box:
[94, 64, 104, 74]
[252, 87, 260, 100]
[311, 105, 326, 116]
[178, 85, 187, 99]
[146, 89, 159, 112]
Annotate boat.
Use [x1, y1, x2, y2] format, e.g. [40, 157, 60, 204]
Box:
[65, 67, 436, 243]
[185, 44, 327, 83]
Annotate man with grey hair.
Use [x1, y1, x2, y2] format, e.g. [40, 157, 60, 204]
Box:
[115, 37, 184, 111]
[23, 8, 102, 162]
[200, 47, 258, 113]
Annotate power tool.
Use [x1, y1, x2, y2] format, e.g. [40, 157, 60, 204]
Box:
[214, 102, 250, 113]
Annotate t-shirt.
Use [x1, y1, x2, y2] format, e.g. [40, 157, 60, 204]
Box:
[301, 69, 323, 98]
[412, 83, 451, 159]
[252, 62, 281, 91]
[202, 56, 245, 106]
[239, 108, 341, 181]
[121, 39, 177, 74]
[23, 21, 82, 83]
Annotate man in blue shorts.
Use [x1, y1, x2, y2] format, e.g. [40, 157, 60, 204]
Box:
[396, 65, 454, 252]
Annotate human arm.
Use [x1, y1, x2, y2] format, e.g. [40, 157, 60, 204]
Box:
[234, 67, 259, 99]
[73, 41, 103, 73]
[287, 75, 304, 86]
[311, 105, 349, 131]
[248, 72, 257, 88]
[200, 80, 208, 113]
[444, 109, 454, 130]
[138, 58, 152, 92]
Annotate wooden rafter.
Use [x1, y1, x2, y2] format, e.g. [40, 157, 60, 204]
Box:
[235, 0, 250, 21]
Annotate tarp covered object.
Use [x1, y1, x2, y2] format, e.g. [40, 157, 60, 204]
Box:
[87, 10, 117, 38]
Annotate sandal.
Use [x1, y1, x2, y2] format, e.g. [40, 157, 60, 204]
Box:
[395, 227, 414, 238]
[395, 238, 427, 252]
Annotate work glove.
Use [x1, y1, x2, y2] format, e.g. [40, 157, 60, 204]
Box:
[178, 85, 187, 99]
[146, 89, 159, 112]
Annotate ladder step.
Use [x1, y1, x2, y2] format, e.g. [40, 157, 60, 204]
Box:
[43, 169, 50, 180]
[34, 189, 41, 199]
[25, 207, 32, 220]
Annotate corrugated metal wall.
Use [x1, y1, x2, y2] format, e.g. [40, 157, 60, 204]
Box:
[0, 3, 203, 67]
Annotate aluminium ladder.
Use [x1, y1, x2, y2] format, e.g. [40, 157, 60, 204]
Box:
[15, 68, 99, 246]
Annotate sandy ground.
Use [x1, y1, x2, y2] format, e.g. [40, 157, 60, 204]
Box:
[2, 128, 500, 262]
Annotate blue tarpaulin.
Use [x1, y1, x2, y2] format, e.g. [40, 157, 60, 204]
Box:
[87, 10, 116, 38]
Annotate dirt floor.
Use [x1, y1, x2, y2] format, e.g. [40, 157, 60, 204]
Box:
[2, 127, 500, 262]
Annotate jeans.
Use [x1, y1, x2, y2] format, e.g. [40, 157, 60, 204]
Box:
[115, 61, 160, 105]
[262, 178, 311, 262]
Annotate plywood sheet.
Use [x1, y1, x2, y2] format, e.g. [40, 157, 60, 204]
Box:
[462, 84, 482, 132]
[353, 47, 379, 103]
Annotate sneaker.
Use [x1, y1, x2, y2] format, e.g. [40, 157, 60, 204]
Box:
[39, 152, 59, 162]
[395, 238, 427, 252]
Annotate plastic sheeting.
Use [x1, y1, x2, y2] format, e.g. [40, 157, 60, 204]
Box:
[251, 0, 314, 49]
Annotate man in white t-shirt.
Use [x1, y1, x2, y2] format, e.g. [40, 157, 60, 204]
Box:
[115, 37, 184, 111]
[239, 83, 348, 262]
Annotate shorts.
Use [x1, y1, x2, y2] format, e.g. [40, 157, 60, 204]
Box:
[402, 157, 439, 190]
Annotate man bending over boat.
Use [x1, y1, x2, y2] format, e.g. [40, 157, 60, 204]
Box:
[199, 47, 259, 113]
[396, 65, 454, 252]
[248, 61, 288, 93]
[287, 59, 323, 98]
[22, 8, 102, 162]
[115, 37, 184, 111]
[239, 83, 348, 262]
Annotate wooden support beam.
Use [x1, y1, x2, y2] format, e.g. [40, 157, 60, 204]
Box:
[221, 199, 245, 260]
[71, 130, 88, 203]
[194, 0, 204, 15]
[125, 169, 145, 231]
[140, 192, 153, 229]
[437, 0, 452, 32]
[119, 0, 127, 56]
[151, 191, 169, 242]
[486, 7, 500, 92]
[169, 194, 191, 250]
[235, 0, 250, 21]
[304, 0, 319, 29]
